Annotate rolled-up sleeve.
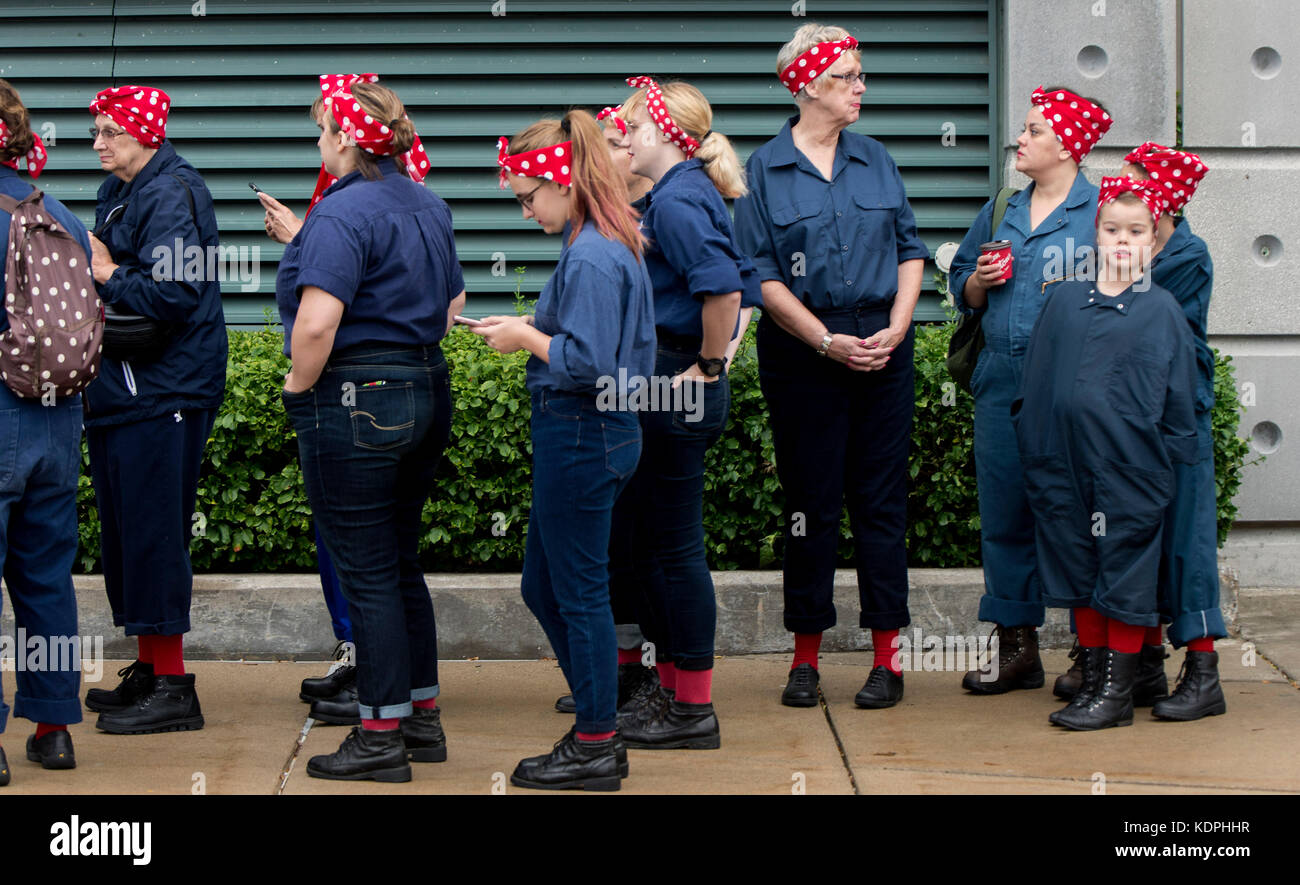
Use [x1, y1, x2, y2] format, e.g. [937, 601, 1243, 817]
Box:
[890, 165, 930, 264]
[734, 158, 785, 285]
[546, 259, 626, 390]
[949, 198, 995, 315]
[294, 215, 366, 306]
[652, 195, 745, 299]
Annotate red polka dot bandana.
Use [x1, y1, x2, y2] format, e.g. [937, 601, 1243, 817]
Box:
[308, 74, 431, 214]
[625, 76, 700, 158]
[0, 120, 47, 178]
[1098, 175, 1164, 226]
[1030, 86, 1111, 163]
[597, 105, 627, 136]
[88, 85, 170, 147]
[496, 137, 573, 189]
[1123, 142, 1207, 214]
[779, 36, 859, 96]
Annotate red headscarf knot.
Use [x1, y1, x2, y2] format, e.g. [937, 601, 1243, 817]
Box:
[1030, 86, 1112, 163]
[1123, 142, 1208, 214]
[0, 119, 46, 178]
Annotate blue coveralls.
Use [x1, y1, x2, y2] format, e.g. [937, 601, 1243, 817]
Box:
[1012, 280, 1199, 624]
[0, 167, 91, 733]
[949, 172, 1099, 627]
[1149, 219, 1225, 647]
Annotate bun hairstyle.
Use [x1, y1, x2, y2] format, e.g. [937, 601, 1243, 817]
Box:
[509, 109, 645, 258]
[0, 78, 36, 164]
[622, 81, 747, 199]
[314, 81, 417, 181]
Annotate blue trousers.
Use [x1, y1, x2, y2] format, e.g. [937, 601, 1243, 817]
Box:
[313, 523, 352, 644]
[522, 391, 639, 734]
[0, 388, 84, 732]
[970, 341, 1044, 627]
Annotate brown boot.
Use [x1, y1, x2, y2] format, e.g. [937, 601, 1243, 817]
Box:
[1053, 639, 1085, 699]
[961, 625, 1045, 694]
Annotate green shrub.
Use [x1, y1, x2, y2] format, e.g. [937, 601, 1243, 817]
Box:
[73, 315, 1256, 573]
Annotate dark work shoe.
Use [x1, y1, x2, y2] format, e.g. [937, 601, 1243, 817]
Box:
[855, 666, 904, 709]
[96, 674, 205, 735]
[1133, 644, 1170, 707]
[0, 746, 9, 786]
[307, 726, 411, 782]
[511, 729, 621, 792]
[1049, 645, 1104, 725]
[618, 662, 660, 711]
[1054, 640, 1085, 700]
[400, 706, 447, 762]
[1152, 651, 1227, 721]
[26, 731, 76, 770]
[1055, 649, 1138, 731]
[309, 684, 361, 726]
[782, 663, 820, 708]
[86, 660, 154, 713]
[300, 664, 356, 703]
[961, 625, 1045, 694]
[554, 694, 576, 714]
[620, 699, 720, 750]
[617, 683, 672, 731]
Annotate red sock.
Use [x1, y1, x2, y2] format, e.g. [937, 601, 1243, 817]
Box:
[792, 632, 822, 670]
[1107, 618, 1145, 654]
[1187, 637, 1214, 652]
[362, 718, 399, 731]
[151, 634, 184, 676]
[675, 668, 712, 704]
[1074, 607, 1107, 648]
[413, 697, 437, 710]
[657, 662, 677, 692]
[137, 635, 154, 665]
[1144, 625, 1164, 646]
[576, 730, 616, 742]
[35, 723, 66, 739]
[872, 629, 901, 674]
[617, 648, 641, 666]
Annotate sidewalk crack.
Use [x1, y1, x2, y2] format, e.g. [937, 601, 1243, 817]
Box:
[819, 689, 860, 795]
[276, 716, 316, 795]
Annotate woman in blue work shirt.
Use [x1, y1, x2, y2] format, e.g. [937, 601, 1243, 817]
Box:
[947, 86, 1112, 696]
[476, 110, 653, 790]
[277, 79, 465, 783]
[733, 24, 929, 710]
[608, 76, 756, 750]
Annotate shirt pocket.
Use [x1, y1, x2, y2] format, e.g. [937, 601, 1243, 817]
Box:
[851, 190, 904, 251]
[1105, 350, 1168, 420]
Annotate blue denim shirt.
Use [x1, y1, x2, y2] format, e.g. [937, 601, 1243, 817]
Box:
[640, 158, 760, 337]
[733, 114, 929, 310]
[527, 221, 656, 395]
[1149, 216, 1215, 413]
[950, 171, 1098, 348]
[278, 158, 464, 356]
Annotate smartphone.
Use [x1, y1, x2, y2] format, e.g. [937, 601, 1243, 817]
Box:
[249, 182, 271, 198]
[453, 315, 482, 327]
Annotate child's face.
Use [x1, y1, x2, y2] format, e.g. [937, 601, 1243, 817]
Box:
[1097, 199, 1156, 279]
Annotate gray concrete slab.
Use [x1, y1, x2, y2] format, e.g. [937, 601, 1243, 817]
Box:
[1237, 587, 1300, 684]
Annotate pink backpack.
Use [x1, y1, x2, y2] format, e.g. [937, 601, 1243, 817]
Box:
[0, 189, 103, 399]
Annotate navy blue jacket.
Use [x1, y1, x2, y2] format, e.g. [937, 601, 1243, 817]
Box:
[1149, 217, 1215, 420]
[85, 142, 227, 426]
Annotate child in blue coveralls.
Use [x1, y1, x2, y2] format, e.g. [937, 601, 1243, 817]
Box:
[1013, 177, 1199, 731]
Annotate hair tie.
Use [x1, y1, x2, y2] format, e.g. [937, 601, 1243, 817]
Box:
[560, 116, 572, 136]
[389, 118, 402, 128]
[700, 129, 714, 144]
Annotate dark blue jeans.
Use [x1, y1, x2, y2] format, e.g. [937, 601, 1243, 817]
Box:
[522, 390, 640, 734]
[612, 346, 729, 672]
[757, 308, 913, 633]
[0, 387, 84, 732]
[282, 344, 452, 720]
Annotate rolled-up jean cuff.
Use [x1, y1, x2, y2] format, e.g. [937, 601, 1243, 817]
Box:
[0, 701, 9, 734]
[615, 624, 645, 651]
[359, 701, 414, 721]
[1090, 598, 1160, 629]
[977, 595, 1045, 628]
[410, 685, 440, 703]
[1167, 609, 1228, 649]
[576, 716, 618, 734]
[858, 608, 910, 631]
[1043, 591, 1091, 610]
[12, 695, 84, 726]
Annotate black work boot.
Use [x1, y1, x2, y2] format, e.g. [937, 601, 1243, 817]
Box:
[307, 726, 411, 782]
[85, 660, 154, 713]
[554, 694, 576, 714]
[782, 663, 820, 708]
[618, 662, 660, 710]
[400, 706, 447, 762]
[961, 625, 1045, 694]
[300, 665, 356, 703]
[0, 746, 9, 786]
[620, 698, 720, 750]
[1152, 651, 1227, 721]
[96, 674, 204, 735]
[1054, 640, 1085, 700]
[510, 729, 622, 791]
[1133, 644, 1170, 707]
[309, 684, 361, 725]
[26, 730, 76, 770]
[1049, 645, 1104, 725]
[1054, 649, 1138, 731]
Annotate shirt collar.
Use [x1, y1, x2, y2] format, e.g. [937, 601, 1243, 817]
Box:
[1009, 169, 1094, 211]
[320, 156, 400, 200]
[1078, 279, 1148, 315]
[117, 140, 174, 200]
[651, 158, 704, 193]
[765, 114, 870, 170]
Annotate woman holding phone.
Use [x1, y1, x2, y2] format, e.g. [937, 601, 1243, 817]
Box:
[476, 109, 653, 790]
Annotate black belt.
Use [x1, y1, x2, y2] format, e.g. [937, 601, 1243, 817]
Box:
[655, 328, 701, 353]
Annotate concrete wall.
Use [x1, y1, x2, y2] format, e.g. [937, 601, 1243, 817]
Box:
[1002, 0, 1300, 585]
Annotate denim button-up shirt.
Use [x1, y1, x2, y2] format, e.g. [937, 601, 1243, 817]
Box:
[734, 115, 929, 311]
[950, 171, 1098, 349]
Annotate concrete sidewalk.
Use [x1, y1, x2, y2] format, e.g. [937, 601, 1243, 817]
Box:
[3, 641, 1297, 795]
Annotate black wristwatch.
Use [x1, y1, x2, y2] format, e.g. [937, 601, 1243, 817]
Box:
[694, 353, 727, 378]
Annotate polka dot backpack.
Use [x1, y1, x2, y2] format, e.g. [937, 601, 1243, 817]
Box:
[0, 189, 103, 399]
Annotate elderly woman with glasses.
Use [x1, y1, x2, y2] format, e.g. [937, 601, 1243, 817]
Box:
[734, 23, 929, 710]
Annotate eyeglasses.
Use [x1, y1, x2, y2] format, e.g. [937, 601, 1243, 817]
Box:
[516, 181, 545, 211]
[827, 72, 868, 87]
[89, 126, 129, 141]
